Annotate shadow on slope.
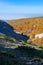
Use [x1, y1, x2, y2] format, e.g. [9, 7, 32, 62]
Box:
[0, 44, 43, 59]
[0, 44, 43, 65]
[0, 20, 29, 41]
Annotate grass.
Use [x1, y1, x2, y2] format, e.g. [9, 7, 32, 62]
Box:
[0, 51, 24, 65]
[0, 34, 43, 64]
[0, 45, 43, 65]
[0, 35, 17, 43]
[17, 46, 43, 61]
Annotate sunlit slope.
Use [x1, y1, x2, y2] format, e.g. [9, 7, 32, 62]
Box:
[8, 17, 43, 36]
[8, 17, 43, 46]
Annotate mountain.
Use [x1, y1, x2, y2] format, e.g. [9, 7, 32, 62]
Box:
[0, 20, 29, 41]
[8, 17, 43, 46]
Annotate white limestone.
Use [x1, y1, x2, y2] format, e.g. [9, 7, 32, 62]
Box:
[35, 33, 43, 38]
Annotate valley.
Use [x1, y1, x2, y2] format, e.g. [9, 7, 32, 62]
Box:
[0, 17, 43, 65]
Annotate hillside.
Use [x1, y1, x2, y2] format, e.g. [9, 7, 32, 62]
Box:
[8, 17, 43, 35]
[0, 20, 28, 41]
[8, 17, 43, 46]
[0, 18, 43, 65]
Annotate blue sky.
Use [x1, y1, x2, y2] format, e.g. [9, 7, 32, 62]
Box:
[0, 0, 43, 20]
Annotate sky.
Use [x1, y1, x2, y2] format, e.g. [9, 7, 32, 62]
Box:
[0, 0, 43, 20]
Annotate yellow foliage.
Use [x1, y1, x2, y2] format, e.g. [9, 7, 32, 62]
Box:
[27, 39, 32, 44]
[8, 17, 43, 46]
